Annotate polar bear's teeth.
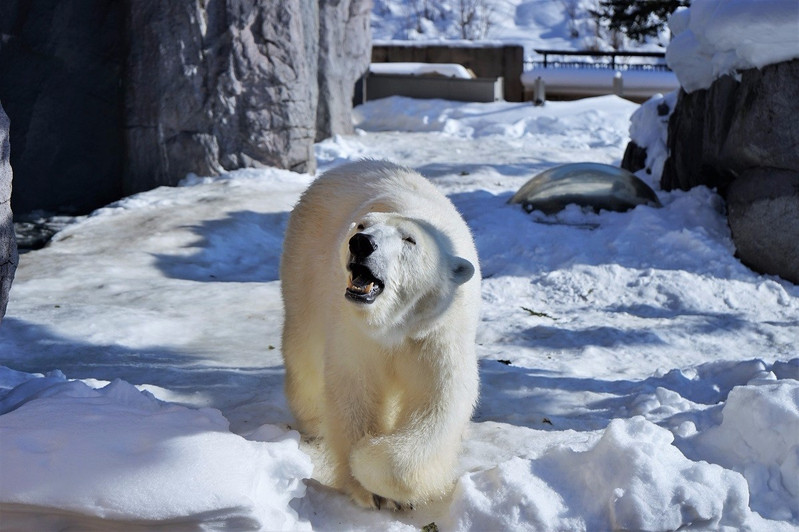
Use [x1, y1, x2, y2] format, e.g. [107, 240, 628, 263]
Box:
[348, 277, 374, 294]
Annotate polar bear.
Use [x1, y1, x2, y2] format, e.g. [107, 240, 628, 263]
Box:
[280, 160, 481, 509]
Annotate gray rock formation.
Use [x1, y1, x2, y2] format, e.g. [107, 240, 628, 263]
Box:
[661, 59, 799, 192]
[621, 141, 647, 175]
[1, 101, 18, 322]
[317, 0, 372, 141]
[124, 0, 321, 191]
[1, 0, 372, 215]
[659, 59, 799, 283]
[726, 169, 799, 284]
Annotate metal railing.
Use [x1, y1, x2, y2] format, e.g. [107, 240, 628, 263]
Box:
[527, 49, 670, 71]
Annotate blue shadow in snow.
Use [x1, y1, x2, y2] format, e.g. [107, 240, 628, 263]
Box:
[474, 357, 784, 433]
[0, 318, 290, 430]
[153, 210, 290, 283]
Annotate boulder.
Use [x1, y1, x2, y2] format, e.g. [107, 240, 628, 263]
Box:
[621, 141, 647, 175]
[726, 169, 799, 284]
[661, 59, 799, 192]
[1, 101, 18, 322]
[621, 91, 675, 179]
[659, 59, 799, 283]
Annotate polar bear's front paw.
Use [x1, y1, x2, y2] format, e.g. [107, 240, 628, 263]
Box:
[371, 494, 414, 511]
[350, 437, 421, 504]
[347, 481, 412, 511]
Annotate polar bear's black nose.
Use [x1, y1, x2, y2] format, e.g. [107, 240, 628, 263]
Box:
[349, 232, 377, 258]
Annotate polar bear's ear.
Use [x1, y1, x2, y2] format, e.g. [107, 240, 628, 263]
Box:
[451, 257, 475, 285]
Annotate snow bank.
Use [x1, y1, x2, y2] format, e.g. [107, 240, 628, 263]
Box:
[690, 378, 799, 521]
[448, 417, 751, 531]
[666, 0, 799, 92]
[371, 0, 669, 57]
[0, 368, 312, 530]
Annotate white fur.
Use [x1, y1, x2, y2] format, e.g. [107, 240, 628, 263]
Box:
[280, 160, 481, 509]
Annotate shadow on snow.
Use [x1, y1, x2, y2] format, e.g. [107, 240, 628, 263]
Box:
[0, 318, 290, 433]
[152, 210, 290, 283]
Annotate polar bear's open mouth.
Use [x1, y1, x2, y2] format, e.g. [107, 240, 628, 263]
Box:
[346, 263, 384, 304]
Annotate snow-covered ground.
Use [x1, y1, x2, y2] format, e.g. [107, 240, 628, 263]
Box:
[1, 92, 798, 530]
[2, 1, 799, 530]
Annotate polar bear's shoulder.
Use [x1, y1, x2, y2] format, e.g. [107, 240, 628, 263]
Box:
[309, 160, 455, 218]
[311, 160, 434, 197]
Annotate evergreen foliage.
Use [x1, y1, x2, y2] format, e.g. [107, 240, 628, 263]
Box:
[591, 0, 690, 42]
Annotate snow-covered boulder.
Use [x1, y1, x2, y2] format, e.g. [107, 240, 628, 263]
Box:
[0, 101, 16, 323]
[646, 0, 799, 283]
[659, 60, 799, 283]
[621, 91, 676, 180]
[665, 0, 799, 94]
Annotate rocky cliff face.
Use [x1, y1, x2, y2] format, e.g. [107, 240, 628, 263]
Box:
[0, 0, 371, 215]
[1, 102, 18, 322]
[659, 59, 799, 283]
[125, 0, 322, 191]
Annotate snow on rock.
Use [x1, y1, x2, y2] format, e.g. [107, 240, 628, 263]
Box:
[447, 417, 752, 531]
[627, 90, 677, 185]
[690, 378, 799, 521]
[0, 369, 312, 530]
[666, 0, 799, 92]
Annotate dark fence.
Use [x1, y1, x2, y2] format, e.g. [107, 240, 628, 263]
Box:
[528, 49, 670, 72]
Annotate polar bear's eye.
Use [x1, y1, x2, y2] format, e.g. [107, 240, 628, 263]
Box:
[403, 236, 416, 245]
[356, 224, 365, 231]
